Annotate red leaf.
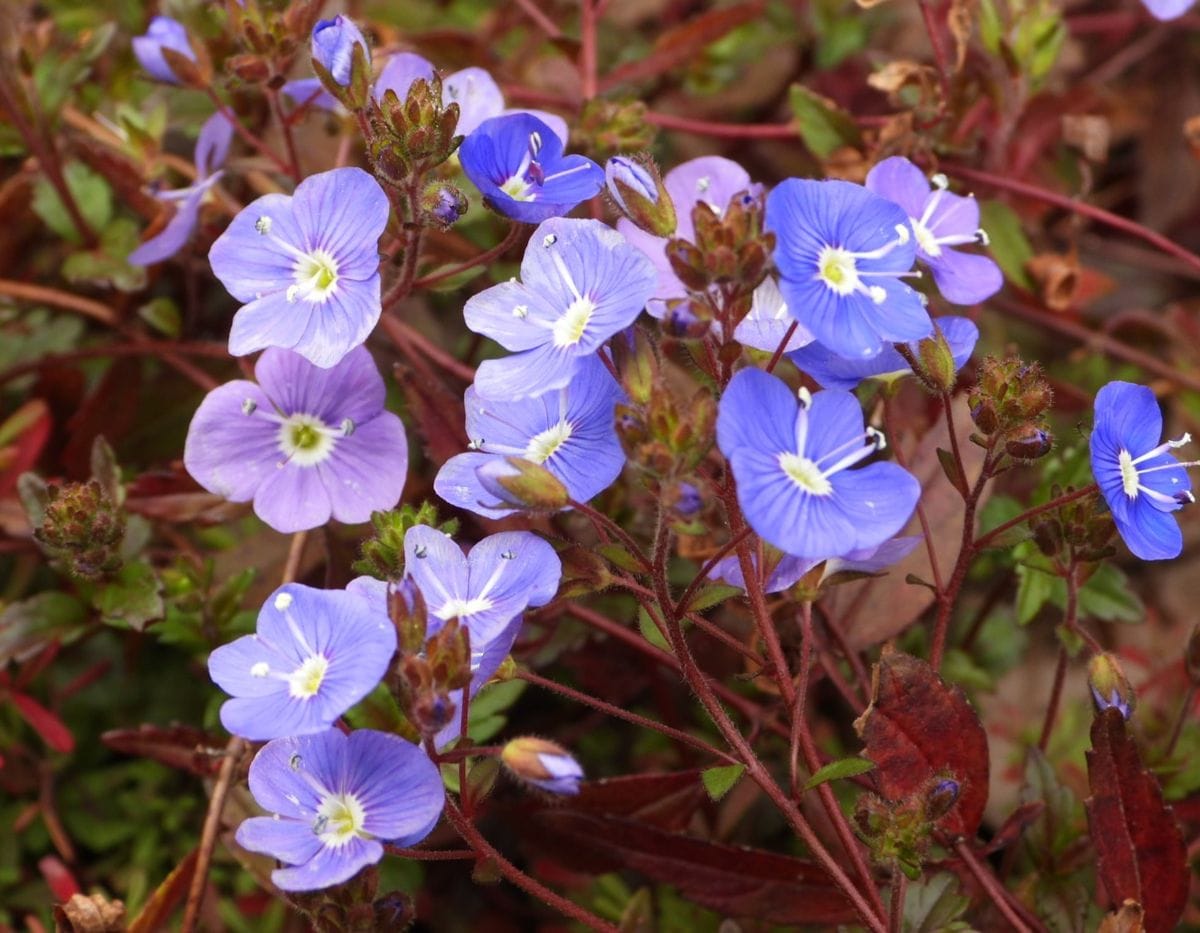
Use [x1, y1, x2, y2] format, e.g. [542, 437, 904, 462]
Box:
[600, 1, 765, 91]
[562, 770, 707, 830]
[38, 855, 80, 902]
[0, 399, 51, 498]
[102, 724, 226, 776]
[1085, 708, 1189, 933]
[524, 810, 858, 925]
[11, 692, 74, 753]
[854, 648, 989, 837]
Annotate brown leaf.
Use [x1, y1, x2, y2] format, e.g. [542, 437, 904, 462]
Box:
[1097, 901, 1145, 933]
[101, 724, 226, 777]
[524, 810, 858, 925]
[600, 2, 764, 91]
[1085, 708, 1188, 933]
[947, 0, 977, 72]
[1026, 251, 1082, 312]
[127, 848, 199, 933]
[53, 893, 126, 933]
[854, 648, 989, 837]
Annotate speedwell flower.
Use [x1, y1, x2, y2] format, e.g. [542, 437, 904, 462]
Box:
[865, 157, 1002, 305]
[401, 525, 561, 647]
[311, 15, 369, 87]
[1090, 381, 1195, 561]
[435, 355, 626, 518]
[767, 178, 930, 360]
[133, 16, 194, 84]
[209, 167, 388, 367]
[733, 277, 814, 354]
[459, 114, 603, 224]
[708, 535, 921, 593]
[130, 112, 233, 266]
[237, 728, 444, 892]
[464, 217, 656, 399]
[789, 316, 978, 391]
[717, 368, 920, 558]
[208, 583, 396, 741]
[184, 346, 407, 533]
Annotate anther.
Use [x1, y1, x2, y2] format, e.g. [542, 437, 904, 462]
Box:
[500, 549, 516, 560]
[976, 228, 990, 246]
[414, 544, 428, 558]
[866, 426, 887, 450]
[930, 173, 949, 191]
[894, 224, 911, 244]
[467, 438, 484, 450]
[274, 592, 294, 610]
[1177, 491, 1196, 505]
[797, 386, 813, 409]
[241, 398, 257, 415]
[289, 753, 303, 771]
[529, 131, 543, 157]
[543, 233, 557, 247]
[867, 285, 887, 303]
[340, 418, 355, 437]
[255, 216, 273, 235]
[513, 304, 529, 318]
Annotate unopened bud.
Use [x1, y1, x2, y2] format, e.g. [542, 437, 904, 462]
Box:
[670, 481, 704, 518]
[611, 326, 658, 405]
[227, 53, 270, 84]
[916, 329, 959, 392]
[1004, 425, 1053, 460]
[421, 182, 468, 229]
[311, 15, 369, 86]
[501, 737, 583, 796]
[390, 578, 427, 654]
[925, 778, 960, 821]
[1032, 518, 1063, 557]
[476, 457, 569, 511]
[970, 397, 999, 435]
[605, 156, 676, 237]
[1088, 653, 1135, 720]
[372, 893, 414, 929]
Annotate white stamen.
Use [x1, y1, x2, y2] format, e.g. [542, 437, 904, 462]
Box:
[255, 216, 272, 235]
[250, 662, 270, 677]
[274, 592, 294, 610]
[241, 398, 257, 415]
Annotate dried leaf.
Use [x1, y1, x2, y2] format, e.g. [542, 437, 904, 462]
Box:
[53, 893, 125, 933]
[127, 848, 199, 933]
[854, 648, 989, 837]
[948, 0, 977, 71]
[1026, 251, 1082, 312]
[1085, 708, 1188, 933]
[101, 724, 226, 776]
[1097, 901, 1145, 933]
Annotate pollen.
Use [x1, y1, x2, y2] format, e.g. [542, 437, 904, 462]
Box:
[288, 654, 329, 699]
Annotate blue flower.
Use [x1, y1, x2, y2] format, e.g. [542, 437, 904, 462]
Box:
[766, 179, 930, 360]
[865, 157, 1002, 305]
[184, 346, 408, 533]
[435, 355, 626, 517]
[789, 316, 979, 391]
[132, 16, 194, 84]
[399, 525, 561, 648]
[459, 114, 603, 224]
[311, 15, 369, 87]
[236, 728, 443, 892]
[1090, 381, 1195, 560]
[130, 113, 233, 266]
[708, 535, 921, 593]
[1140, 0, 1194, 19]
[733, 277, 814, 354]
[717, 368, 920, 558]
[281, 77, 341, 114]
[207, 583, 397, 741]
[464, 217, 655, 399]
[208, 167, 389, 368]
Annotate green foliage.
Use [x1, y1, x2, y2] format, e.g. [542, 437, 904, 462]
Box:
[352, 501, 459, 579]
[701, 762, 745, 800]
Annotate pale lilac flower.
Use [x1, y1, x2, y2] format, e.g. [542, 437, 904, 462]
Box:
[130, 112, 233, 266]
[401, 525, 560, 648]
[1140, 0, 1194, 18]
[501, 737, 583, 795]
[733, 277, 814, 354]
[236, 729, 443, 891]
[184, 346, 408, 533]
[865, 157, 1002, 305]
[435, 355, 626, 518]
[133, 16, 194, 84]
[281, 78, 340, 113]
[208, 583, 396, 740]
[464, 217, 655, 399]
[311, 15, 369, 87]
[208, 167, 389, 367]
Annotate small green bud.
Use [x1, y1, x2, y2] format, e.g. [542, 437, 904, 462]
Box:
[1088, 653, 1135, 720]
[476, 457, 569, 511]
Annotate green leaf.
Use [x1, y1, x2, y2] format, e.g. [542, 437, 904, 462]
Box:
[637, 605, 670, 651]
[978, 200, 1033, 290]
[701, 763, 745, 801]
[32, 161, 112, 245]
[684, 582, 741, 614]
[803, 756, 875, 791]
[936, 447, 968, 497]
[1075, 563, 1142, 623]
[1015, 558, 1056, 625]
[94, 562, 164, 632]
[137, 298, 182, 339]
[788, 84, 862, 159]
[599, 543, 645, 573]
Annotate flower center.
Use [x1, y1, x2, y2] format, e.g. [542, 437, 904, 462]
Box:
[911, 217, 942, 257]
[1118, 449, 1141, 498]
[525, 420, 573, 464]
[278, 414, 338, 467]
[817, 246, 858, 294]
[288, 249, 339, 304]
[552, 296, 596, 347]
[288, 654, 329, 699]
[779, 452, 833, 496]
[436, 596, 494, 620]
[501, 175, 536, 201]
[313, 792, 367, 847]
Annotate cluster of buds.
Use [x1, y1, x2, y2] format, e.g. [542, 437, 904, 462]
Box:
[32, 480, 125, 582]
[352, 503, 458, 580]
[573, 98, 656, 161]
[388, 581, 473, 739]
[367, 75, 462, 189]
[665, 191, 774, 335]
[1031, 483, 1115, 563]
[615, 388, 716, 479]
[855, 776, 961, 880]
[967, 355, 1054, 461]
[293, 865, 415, 932]
[225, 0, 324, 86]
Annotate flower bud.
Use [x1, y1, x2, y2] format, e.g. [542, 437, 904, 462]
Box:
[1004, 425, 1053, 461]
[670, 481, 703, 518]
[372, 893, 414, 929]
[916, 329, 959, 392]
[605, 156, 676, 237]
[501, 737, 583, 795]
[311, 15, 369, 86]
[34, 480, 125, 581]
[132, 16, 196, 85]
[924, 778, 960, 821]
[476, 457, 569, 512]
[421, 182, 468, 229]
[389, 578, 427, 655]
[1088, 653, 1135, 720]
[611, 326, 658, 405]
